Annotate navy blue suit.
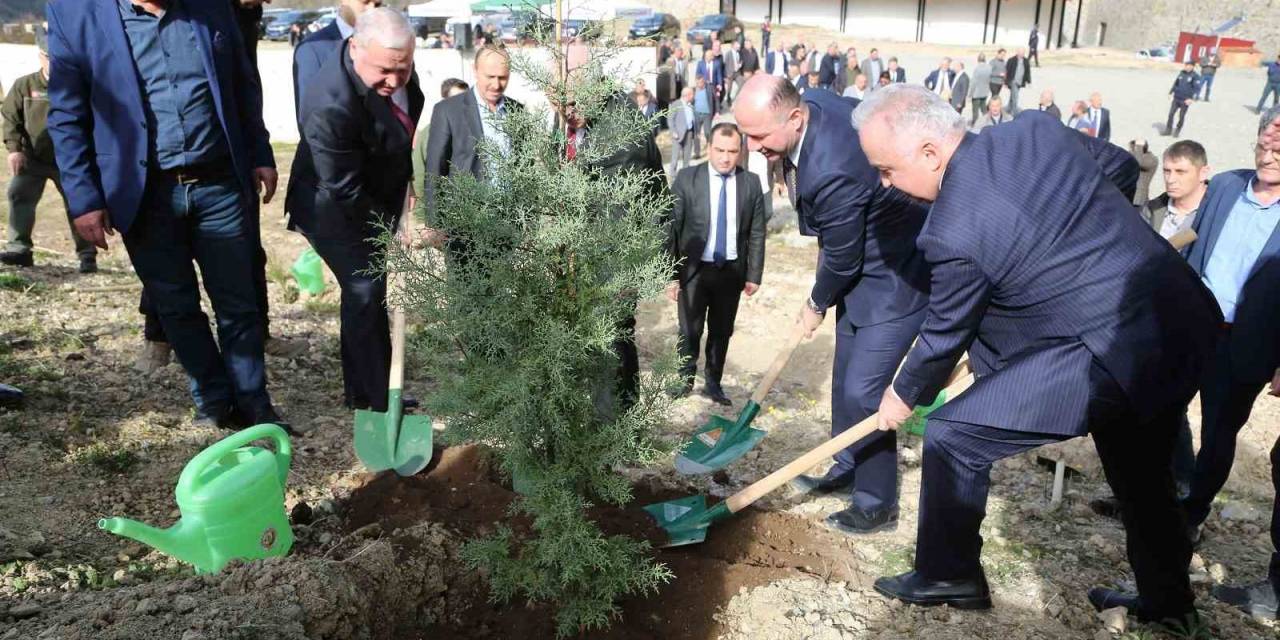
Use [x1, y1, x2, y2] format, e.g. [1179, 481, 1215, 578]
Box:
[1181, 169, 1280, 586]
[47, 0, 278, 419]
[791, 89, 931, 513]
[894, 111, 1219, 620]
[291, 21, 342, 123]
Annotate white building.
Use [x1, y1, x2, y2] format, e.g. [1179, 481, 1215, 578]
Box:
[728, 0, 1085, 47]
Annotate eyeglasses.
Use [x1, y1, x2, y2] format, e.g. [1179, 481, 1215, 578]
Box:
[1256, 144, 1280, 164]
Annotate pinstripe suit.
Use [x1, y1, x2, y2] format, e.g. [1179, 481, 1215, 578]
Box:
[893, 111, 1221, 620]
[791, 89, 931, 514]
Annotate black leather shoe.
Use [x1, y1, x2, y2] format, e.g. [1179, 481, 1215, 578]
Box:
[874, 570, 992, 610]
[790, 468, 854, 495]
[0, 383, 24, 409]
[701, 385, 732, 406]
[402, 395, 420, 410]
[1088, 587, 1201, 627]
[1214, 580, 1280, 619]
[1089, 496, 1121, 520]
[0, 251, 33, 267]
[78, 257, 98, 274]
[826, 505, 898, 535]
[193, 405, 238, 430]
[241, 406, 299, 437]
[1088, 587, 1139, 613]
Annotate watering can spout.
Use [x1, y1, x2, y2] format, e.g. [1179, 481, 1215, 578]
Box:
[99, 517, 196, 563]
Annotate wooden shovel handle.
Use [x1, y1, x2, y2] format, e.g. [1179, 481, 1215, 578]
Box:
[387, 191, 414, 392]
[1167, 228, 1197, 251]
[750, 325, 808, 405]
[725, 363, 974, 514]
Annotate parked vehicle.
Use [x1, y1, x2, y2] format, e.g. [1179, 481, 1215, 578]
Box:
[308, 10, 337, 34]
[264, 10, 322, 41]
[685, 13, 743, 46]
[629, 13, 680, 40]
[1136, 45, 1176, 61]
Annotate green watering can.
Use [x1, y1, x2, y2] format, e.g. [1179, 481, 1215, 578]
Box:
[99, 424, 294, 574]
[291, 248, 327, 295]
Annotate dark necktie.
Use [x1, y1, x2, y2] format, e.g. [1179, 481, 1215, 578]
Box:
[782, 157, 798, 209]
[713, 173, 729, 267]
[388, 98, 414, 135]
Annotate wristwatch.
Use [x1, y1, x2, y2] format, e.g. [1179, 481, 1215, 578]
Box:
[806, 297, 827, 316]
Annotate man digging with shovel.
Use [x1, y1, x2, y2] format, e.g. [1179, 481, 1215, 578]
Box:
[855, 85, 1219, 629]
[733, 75, 931, 536]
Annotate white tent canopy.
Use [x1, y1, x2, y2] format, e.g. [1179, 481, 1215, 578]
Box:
[535, 0, 651, 21]
[407, 0, 472, 19]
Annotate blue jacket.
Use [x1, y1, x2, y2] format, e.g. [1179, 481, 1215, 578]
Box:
[45, 0, 273, 233]
[1268, 61, 1280, 84]
[1186, 169, 1280, 384]
[793, 89, 931, 326]
[893, 110, 1220, 434]
[292, 21, 343, 123]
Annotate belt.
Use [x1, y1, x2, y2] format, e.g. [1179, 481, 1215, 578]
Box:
[151, 162, 234, 185]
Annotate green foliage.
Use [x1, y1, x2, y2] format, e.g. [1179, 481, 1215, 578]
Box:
[387, 13, 679, 636]
[0, 272, 32, 292]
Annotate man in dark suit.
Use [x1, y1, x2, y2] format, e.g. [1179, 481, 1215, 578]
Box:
[557, 93, 668, 410]
[818, 43, 839, 90]
[1037, 89, 1062, 120]
[1090, 92, 1112, 141]
[423, 45, 519, 243]
[1182, 109, 1280, 618]
[47, 0, 290, 430]
[856, 86, 1219, 625]
[735, 75, 931, 534]
[887, 57, 907, 83]
[949, 61, 970, 115]
[666, 122, 767, 403]
[285, 8, 424, 412]
[293, 0, 382, 122]
[923, 57, 954, 95]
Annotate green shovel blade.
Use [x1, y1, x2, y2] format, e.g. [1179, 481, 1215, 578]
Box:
[675, 400, 766, 475]
[642, 496, 733, 548]
[353, 391, 434, 476]
[902, 390, 948, 437]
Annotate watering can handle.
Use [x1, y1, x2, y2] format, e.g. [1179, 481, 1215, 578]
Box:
[177, 424, 293, 493]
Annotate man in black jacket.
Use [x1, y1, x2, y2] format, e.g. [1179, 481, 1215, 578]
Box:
[1166, 62, 1200, 137]
[285, 8, 424, 412]
[666, 122, 767, 403]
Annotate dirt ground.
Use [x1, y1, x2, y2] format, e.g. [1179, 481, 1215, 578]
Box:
[3, 138, 1280, 640]
[4, 51, 1280, 640]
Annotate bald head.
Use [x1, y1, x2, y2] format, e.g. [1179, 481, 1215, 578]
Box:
[735, 74, 800, 123]
[733, 74, 807, 162]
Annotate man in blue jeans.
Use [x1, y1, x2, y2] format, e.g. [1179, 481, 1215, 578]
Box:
[46, 0, 291, 432]
[1259, 53, 1280, 113]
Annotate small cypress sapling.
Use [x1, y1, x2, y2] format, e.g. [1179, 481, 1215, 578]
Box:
[386, 11, 681, 636]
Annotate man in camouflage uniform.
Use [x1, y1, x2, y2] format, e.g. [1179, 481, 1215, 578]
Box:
[2, 27, 98, 273]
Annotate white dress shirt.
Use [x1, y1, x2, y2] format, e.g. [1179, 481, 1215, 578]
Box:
[702, 169, 739, 263]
